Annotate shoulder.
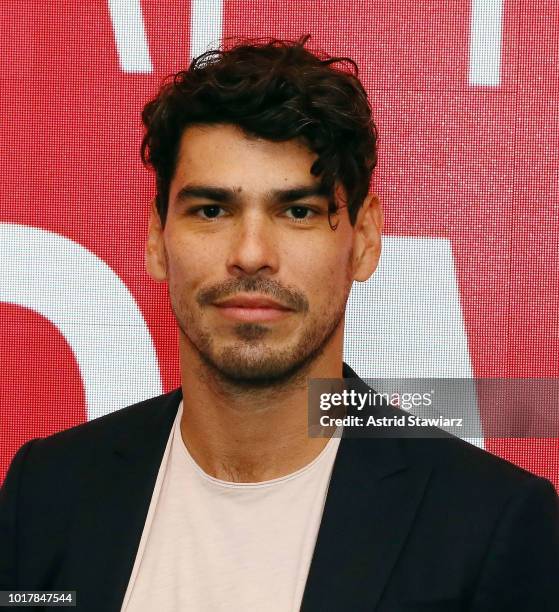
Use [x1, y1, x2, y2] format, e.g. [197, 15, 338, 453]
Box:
[9, 387, 182, 473]
[398, 432, 558, 514]
[402, 432, 538, 485]
[352, 386, 555, 499]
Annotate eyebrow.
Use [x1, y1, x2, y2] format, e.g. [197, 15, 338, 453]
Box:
[174, 184, 330, 205]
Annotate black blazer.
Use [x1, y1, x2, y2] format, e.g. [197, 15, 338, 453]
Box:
[1, 363, 558, 611]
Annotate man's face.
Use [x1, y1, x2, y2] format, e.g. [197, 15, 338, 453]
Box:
[147, 123, 375, 386]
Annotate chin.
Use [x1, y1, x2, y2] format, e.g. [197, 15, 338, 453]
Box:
[204, 345, 313, 387]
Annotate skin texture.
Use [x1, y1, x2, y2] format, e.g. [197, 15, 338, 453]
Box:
[145, 123, 383, 482]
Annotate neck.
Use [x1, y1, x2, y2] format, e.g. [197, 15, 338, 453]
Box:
[178, 332, 344, 483]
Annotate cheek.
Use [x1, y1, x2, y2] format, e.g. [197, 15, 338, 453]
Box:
[166, 234, 218, 286]
[296, 251, 351, 310]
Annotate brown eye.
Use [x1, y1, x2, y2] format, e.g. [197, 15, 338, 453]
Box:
[285, 206, 316, 222]
[196, 205, 223, 219]
[291, 206, 308, 218]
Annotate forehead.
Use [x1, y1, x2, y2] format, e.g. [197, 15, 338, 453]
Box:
[172, 123, 320, 191]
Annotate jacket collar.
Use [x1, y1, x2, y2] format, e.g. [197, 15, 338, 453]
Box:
[300, 364, 431, 610]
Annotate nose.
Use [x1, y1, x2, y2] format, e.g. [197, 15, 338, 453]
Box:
[225, 211, 279, 277]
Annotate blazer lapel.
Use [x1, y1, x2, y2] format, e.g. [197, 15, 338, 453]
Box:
[60, 388, 183, 612]
[300, 364, 433, 612]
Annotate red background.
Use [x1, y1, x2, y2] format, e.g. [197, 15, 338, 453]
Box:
[1, 1, 558, 487]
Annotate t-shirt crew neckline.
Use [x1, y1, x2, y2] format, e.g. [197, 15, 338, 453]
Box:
[175, 399, 343, 489]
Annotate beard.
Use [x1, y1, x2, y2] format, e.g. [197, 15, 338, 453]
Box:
[168, 266, 353, 393]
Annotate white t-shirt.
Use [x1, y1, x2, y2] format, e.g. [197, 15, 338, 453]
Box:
[121, 399, 342, 612]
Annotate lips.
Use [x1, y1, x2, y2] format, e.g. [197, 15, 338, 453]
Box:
[214, 295, 291, 310]
[213, 295, 293, 322]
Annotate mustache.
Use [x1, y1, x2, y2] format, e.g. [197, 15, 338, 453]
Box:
[197, 277, 309, 313]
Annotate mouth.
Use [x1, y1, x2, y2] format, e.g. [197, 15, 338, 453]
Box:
[212, 295, 294, 323]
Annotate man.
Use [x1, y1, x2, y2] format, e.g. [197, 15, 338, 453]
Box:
[1, 36, 558, 612]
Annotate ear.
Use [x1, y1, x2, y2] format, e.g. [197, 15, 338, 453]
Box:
[351, 192, 383, 282]
[145, 198, 168, 282]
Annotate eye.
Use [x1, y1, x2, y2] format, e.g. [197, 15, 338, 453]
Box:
[193, 205, 225, 219]
[285, 205, 316, 222]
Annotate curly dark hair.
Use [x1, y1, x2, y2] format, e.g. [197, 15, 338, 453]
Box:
[140, 34, 378, 229]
